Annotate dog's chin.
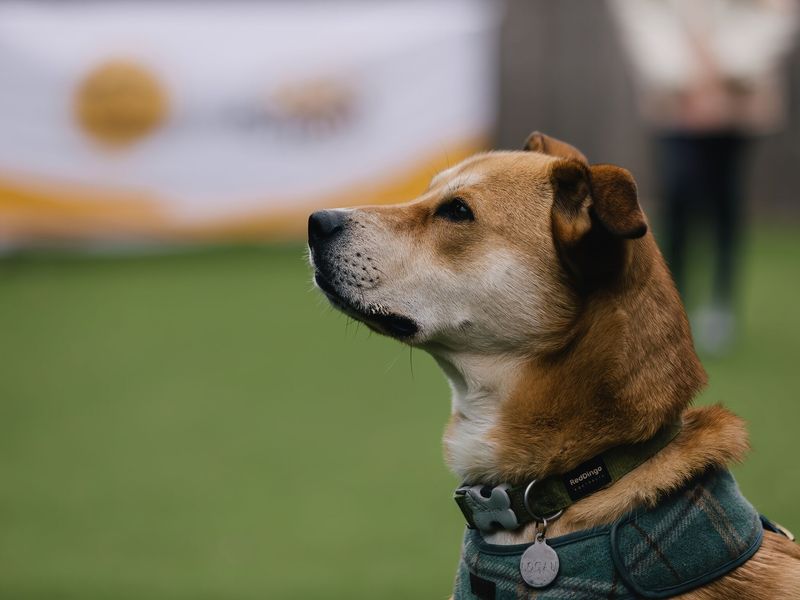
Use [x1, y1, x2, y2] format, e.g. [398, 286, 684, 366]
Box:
[314, 271, 419, 340]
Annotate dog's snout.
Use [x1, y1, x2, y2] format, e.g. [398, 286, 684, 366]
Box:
[308, 210, 346, 246]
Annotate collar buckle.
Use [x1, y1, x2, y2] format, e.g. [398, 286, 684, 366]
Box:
[455, 484, 520, 532]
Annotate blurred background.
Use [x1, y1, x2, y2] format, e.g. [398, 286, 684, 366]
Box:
[0, 1, 798, 598]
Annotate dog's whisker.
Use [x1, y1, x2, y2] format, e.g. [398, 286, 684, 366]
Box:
[382, 346, 410, 375]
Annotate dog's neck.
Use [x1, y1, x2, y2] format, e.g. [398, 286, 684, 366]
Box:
[434, 352, 526, 480]
[434, 235, 748, 543]
[440, 236, 706, 483]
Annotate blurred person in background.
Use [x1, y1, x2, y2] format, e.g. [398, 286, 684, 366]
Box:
[608, 0, 798, 354]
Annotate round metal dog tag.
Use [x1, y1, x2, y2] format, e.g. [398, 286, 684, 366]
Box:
[520, 537, 559, 588]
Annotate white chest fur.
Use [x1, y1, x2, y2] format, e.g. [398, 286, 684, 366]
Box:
[437, 354, 523, 482]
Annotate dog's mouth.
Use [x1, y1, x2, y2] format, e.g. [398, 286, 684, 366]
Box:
[314, 271, 419, 339]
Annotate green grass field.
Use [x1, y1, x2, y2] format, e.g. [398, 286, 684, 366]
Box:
[1, 225, 798, 599]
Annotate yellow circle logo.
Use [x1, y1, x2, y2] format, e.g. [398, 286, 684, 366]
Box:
[75, 60, 168, 147]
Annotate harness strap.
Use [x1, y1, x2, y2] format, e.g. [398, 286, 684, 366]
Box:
[454, 420, 682, 531]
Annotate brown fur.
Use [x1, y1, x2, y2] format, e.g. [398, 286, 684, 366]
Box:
[472, 137, 797, 595]
[491, 222, 707, 484]
[524, 130, 588, 164]
[487, 133, 798, 597]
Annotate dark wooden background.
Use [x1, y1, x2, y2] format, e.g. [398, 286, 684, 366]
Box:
[496, 0, 800, 217]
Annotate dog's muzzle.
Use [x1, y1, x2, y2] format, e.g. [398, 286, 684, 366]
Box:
[307, 209, 420, 340]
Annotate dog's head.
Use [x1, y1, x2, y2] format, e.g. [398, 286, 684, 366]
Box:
[310, 132, 706, 480]
[308, 132, 647, 357]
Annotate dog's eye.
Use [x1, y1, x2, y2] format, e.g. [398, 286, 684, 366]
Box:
[435, 197, 474, 222]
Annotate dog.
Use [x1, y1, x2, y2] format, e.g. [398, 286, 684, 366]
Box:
[307, 132, 800, 598]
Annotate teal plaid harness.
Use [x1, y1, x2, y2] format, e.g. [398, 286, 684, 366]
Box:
[454, 469, 770, 599]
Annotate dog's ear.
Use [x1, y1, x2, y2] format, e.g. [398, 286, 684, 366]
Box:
[550, 160, 647, 245]
[524, 131, 588, 165]
[588, 164, 648, 239]
[526, 132, 645, 239]
[550, 160, 648, 289]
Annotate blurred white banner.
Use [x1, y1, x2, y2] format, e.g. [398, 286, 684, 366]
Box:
[0, 0, 500, 245]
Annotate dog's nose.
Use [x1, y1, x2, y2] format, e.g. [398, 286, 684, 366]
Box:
[308, 210, 346, 245]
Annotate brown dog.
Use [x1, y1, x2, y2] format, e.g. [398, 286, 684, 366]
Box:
[307, 133, 800, 598]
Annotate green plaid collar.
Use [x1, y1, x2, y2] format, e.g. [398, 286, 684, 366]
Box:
[454, 420, 682, 532]
[455, 469, 767, 599]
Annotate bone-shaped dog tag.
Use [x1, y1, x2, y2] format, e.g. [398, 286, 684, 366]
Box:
[463, 484, 519, 531]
